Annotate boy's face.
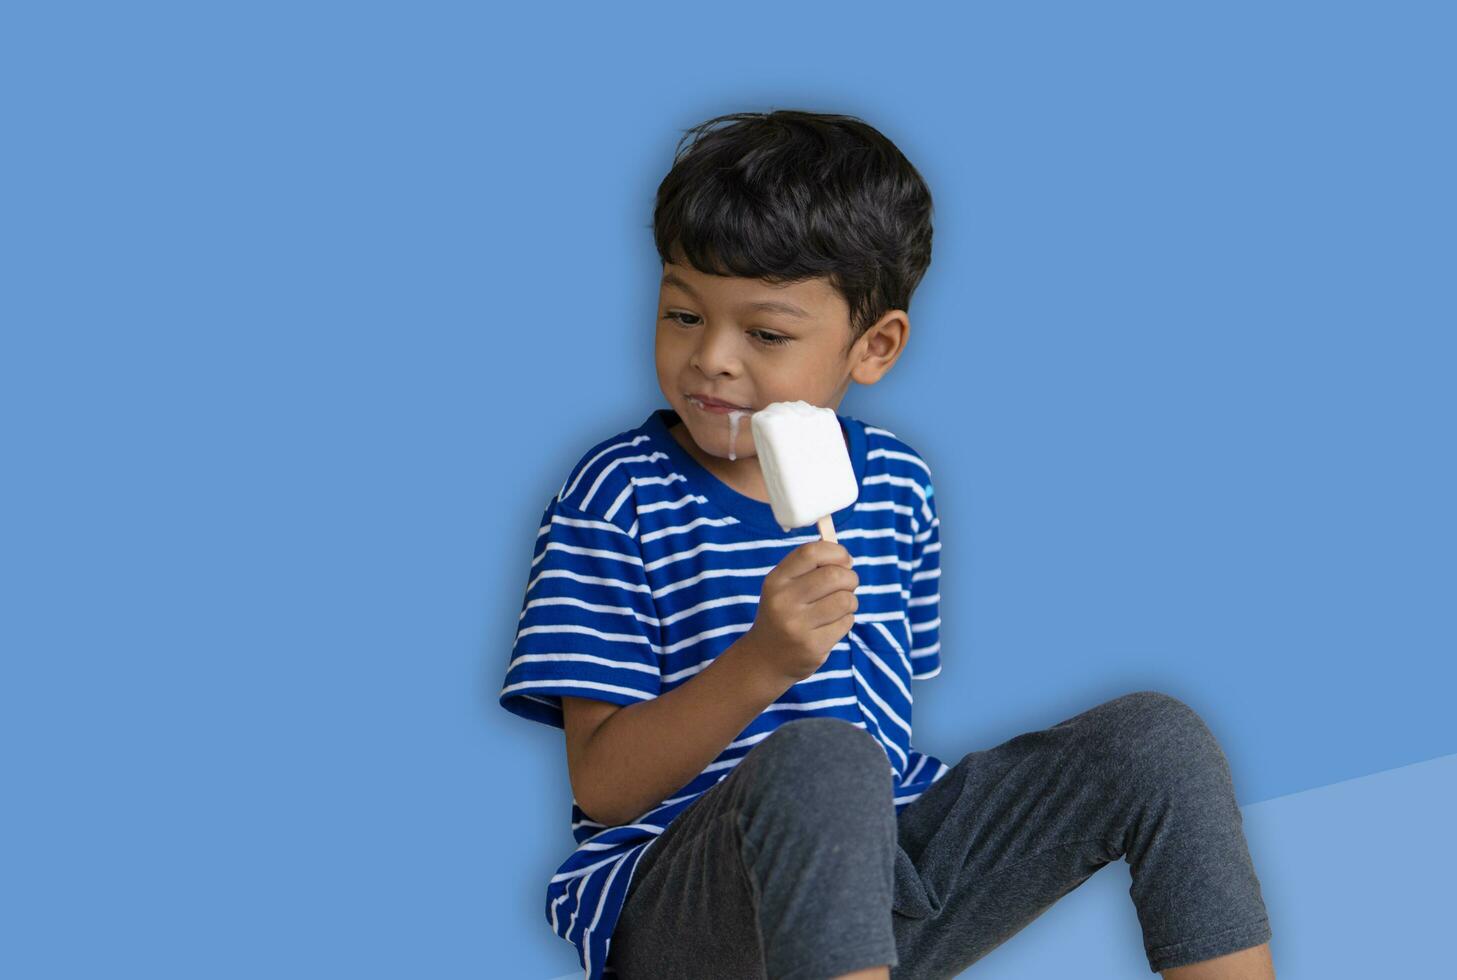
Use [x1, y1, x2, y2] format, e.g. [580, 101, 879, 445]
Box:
[655, 249, 907, 472]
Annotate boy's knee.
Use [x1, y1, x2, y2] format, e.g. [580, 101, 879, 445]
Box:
[763, 716, 886, 767]
[1099, 690, 1231, 790]
[737, 719, 896, 843]
[745, 718, 891, 803]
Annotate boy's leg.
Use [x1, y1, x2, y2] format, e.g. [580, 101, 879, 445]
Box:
[606, 717, 901, 980]
[1162, 942, 1274, 979]
[888, 691, 1273, 978]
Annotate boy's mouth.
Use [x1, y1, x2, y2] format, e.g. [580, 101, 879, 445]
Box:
[687, 393, 753, 413]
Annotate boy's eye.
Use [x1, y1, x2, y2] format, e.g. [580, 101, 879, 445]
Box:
[662, 311, 791, 347]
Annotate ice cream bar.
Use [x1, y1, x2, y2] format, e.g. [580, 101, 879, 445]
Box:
[750, 400, 859, 541]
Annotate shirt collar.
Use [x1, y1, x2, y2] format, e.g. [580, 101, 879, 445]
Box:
[640, 406, 868, 536]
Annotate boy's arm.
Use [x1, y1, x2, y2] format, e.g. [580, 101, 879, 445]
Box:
[563, 630, 793, 828]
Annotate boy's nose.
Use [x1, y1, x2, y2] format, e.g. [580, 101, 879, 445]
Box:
[691, 348, 737, 376]
[691, 331, 745, 375]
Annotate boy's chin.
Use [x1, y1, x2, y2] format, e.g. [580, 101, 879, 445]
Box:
[697, 436, 756, 460]
[682, 425, 756, 461]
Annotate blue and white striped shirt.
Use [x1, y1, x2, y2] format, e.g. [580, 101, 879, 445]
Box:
[499, 406, 946, 980]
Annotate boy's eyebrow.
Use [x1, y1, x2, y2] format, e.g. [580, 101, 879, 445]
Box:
[661, 272, 811, 319]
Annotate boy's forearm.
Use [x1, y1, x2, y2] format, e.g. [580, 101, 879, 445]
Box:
[577, 631, 795, 827]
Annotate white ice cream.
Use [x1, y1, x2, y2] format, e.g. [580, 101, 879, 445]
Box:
[749, 400, 859, 532]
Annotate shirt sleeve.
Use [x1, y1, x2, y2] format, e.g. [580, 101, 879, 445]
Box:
[907, 476, 942, 680]
[498, 494, 662, 730]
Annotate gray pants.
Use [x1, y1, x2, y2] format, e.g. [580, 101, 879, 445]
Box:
[605, 691, 1272, 979]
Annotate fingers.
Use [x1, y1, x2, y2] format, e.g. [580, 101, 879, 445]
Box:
[796, 563, 859, 605]
[808, 586, 859, 630]
[786, 539, 854, 579]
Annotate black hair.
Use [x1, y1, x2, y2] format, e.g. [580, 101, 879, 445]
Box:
[651, 109, 934, 356]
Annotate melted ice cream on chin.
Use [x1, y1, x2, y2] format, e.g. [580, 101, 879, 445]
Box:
[727, 408, 747, 460]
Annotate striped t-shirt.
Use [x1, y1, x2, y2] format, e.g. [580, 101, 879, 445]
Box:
[499, 406, 947, 980]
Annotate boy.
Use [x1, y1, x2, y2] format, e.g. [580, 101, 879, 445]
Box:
[499, 110, 1274, 980]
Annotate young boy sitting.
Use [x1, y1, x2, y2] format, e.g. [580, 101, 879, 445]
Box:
[499, 109, 1274, 980]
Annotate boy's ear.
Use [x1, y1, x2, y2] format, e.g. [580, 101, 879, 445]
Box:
[849, 311, 910, 386]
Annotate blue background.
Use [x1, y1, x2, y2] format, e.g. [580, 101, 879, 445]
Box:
[3, 1, 1452, 977]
